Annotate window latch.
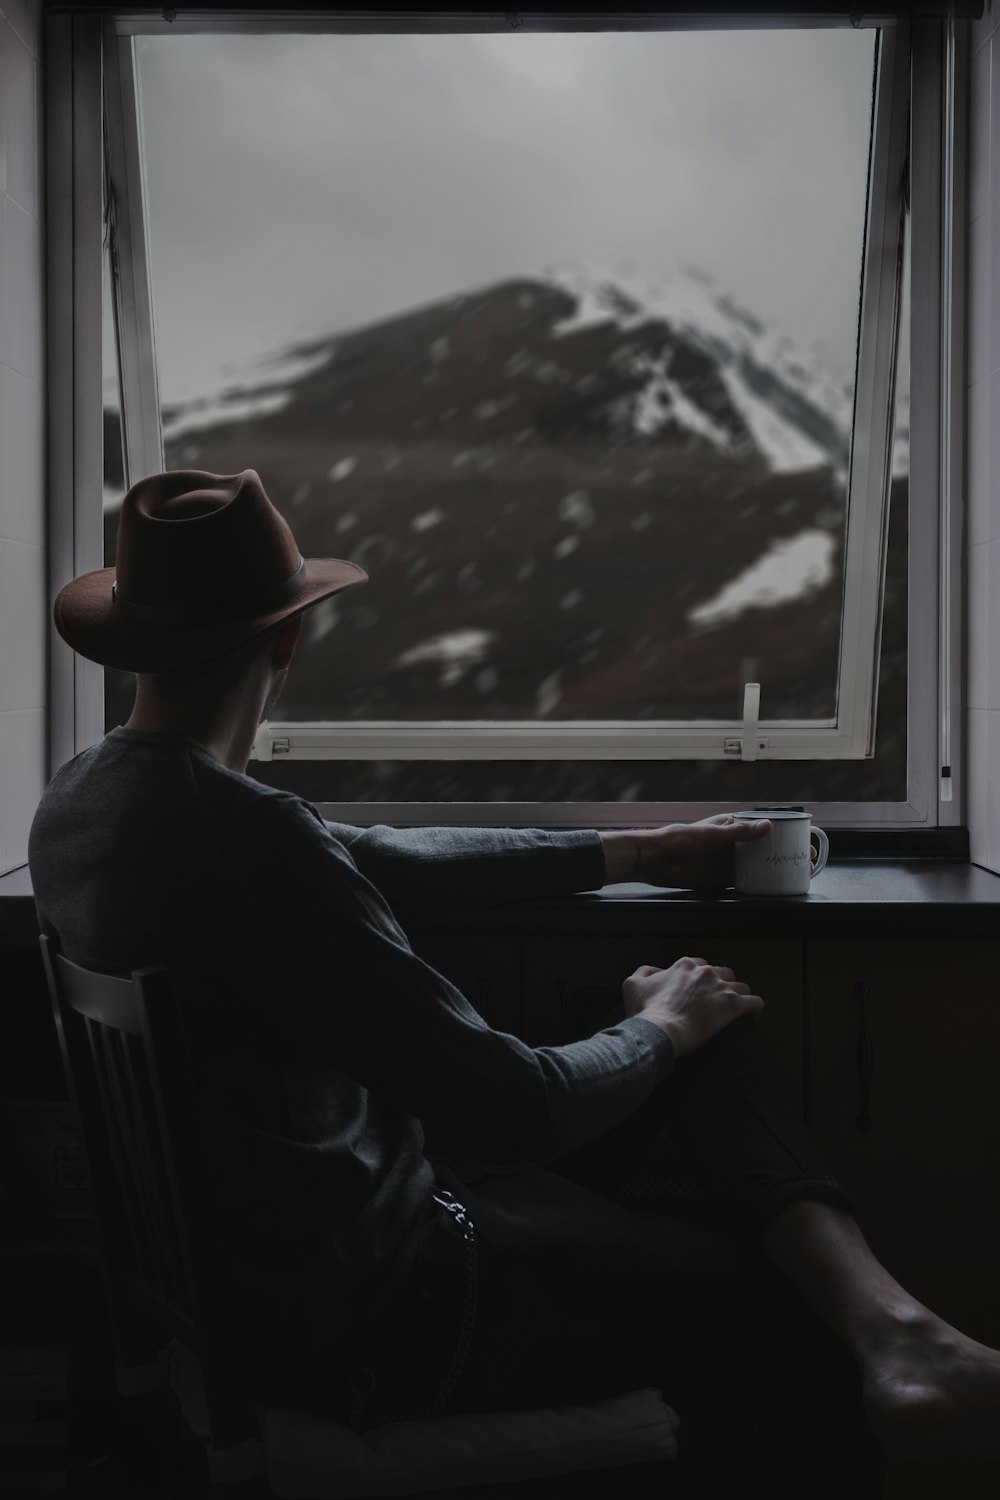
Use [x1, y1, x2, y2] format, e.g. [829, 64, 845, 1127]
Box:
[250, 724, 289, 761]
[723, 682, 767, 760]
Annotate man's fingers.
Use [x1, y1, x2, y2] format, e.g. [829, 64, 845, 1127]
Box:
[729, 817, 772, 840]
[739, 992, 765, 1015]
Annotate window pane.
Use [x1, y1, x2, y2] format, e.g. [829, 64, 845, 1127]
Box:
[118, 27, 878, 728]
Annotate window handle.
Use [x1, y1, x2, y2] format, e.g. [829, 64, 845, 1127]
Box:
[854, 980, 874, 1133]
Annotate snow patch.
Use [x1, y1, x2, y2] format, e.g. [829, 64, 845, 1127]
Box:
[548, 267, 647, 340]
[717, 369, 832, 474]
[162, 389, 290, 439]
[557, 489, 596, 528]
[637, 367, 733, 451]
[412, 508, 444, 533]
[687, 528, 836, 629]
[475, 395, 516, 420]
[395, 628, 497, 689]
[535, 671, 563, 717]
[304, 597, 341, 646]
[162, 343, 338, 439]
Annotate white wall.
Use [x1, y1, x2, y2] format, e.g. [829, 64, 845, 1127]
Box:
[0, 0, 45, 875]
[968, 0, 1000, 871]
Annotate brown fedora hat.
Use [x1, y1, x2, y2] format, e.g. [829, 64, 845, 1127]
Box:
[53, 469, 368, 673]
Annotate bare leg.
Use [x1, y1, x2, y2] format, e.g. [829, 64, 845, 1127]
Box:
[762, 1200, 1000, 1457]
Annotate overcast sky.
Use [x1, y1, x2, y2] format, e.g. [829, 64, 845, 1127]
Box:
[121, 26, 878, 407]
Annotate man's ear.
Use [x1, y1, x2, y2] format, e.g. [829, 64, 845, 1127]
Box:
[272, 613, 303, 670]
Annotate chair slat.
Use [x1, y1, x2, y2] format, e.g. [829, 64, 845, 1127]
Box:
[121, 1031, 188, 1305]
[88, 1018, 155, 1288]
[57, 954, 142, 1035]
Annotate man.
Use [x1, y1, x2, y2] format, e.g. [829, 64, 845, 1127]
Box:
[29, 470, 1000, 1494]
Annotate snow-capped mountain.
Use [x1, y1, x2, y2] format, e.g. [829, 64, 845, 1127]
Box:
[153, 262, 905, 483]
[542, 261, 856, 475]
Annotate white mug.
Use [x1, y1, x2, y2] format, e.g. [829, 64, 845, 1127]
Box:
[732, 810, 829, 896]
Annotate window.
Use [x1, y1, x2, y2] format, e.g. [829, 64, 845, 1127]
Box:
[76, 11, 960, 826]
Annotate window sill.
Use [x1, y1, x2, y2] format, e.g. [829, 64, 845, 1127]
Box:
[4, 857, 1000, 947]
[405, 858, 1000, 939]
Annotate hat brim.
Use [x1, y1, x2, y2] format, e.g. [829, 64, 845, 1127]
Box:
[53, 558, 368, 673]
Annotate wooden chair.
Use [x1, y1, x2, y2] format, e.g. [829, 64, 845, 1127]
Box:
[40, 934, 678, 1498]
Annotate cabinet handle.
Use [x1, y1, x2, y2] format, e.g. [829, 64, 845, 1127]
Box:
[854, 980, 874, 1133]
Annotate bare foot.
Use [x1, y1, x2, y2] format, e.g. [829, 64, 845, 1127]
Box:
[861, 1309, 1000, 1458]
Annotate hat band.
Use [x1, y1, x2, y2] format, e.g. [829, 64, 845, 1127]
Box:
[112, 556, 306, 626]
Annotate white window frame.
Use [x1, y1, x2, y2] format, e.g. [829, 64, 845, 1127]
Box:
[47, 10, 965, 831]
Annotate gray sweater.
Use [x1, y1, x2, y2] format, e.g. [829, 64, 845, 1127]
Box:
[28, 728, 674, 1356]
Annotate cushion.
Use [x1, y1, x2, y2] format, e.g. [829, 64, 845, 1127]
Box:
[163, 1340, 679, 1496]
[263, 1391, 679, 1497]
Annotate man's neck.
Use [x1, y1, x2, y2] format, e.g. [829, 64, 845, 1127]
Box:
[123, 697, 260, 774]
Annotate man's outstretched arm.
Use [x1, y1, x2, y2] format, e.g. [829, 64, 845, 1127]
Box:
[323, 814, 773, 911]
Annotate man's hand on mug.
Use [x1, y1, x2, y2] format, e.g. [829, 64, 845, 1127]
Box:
[601, 815, 772, 891]
[622, 956, 764, 1056]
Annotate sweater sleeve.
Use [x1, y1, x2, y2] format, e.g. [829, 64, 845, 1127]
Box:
[321, 818, 608, 912]
[237, 799, 673, 1167]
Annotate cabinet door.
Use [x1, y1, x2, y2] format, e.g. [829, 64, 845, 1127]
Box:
[805, 939, 1000, 1348]
[620, 936, 804, 1105]
[521, 937, 628, 1047]
[409, 935, 520, 1034]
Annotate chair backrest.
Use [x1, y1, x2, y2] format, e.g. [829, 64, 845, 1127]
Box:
[39, 933, 260, 1450]
[41, 934, 210, 1336]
